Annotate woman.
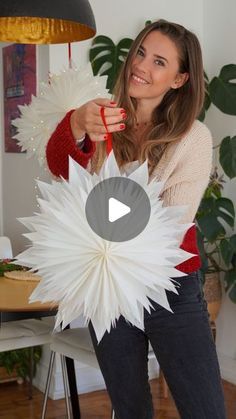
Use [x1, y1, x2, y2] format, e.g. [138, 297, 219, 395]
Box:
[46, 20, 226, 419]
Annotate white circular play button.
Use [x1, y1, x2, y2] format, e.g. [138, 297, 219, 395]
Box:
[85, 177, 151, 242]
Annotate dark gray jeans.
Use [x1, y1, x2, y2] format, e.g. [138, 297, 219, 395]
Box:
[89, 271, 226, 419]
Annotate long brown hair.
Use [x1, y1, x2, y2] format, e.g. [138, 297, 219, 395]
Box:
[92, 19, 205, 174]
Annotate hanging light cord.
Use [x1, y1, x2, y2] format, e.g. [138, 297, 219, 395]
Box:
[68, 42, 72, 68]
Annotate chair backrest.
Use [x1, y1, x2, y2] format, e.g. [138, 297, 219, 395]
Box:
[0, 236, 13, 259]
[0, 319, 53, 352]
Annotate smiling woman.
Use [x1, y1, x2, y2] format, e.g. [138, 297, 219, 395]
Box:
[41, 19, 226, 419]
[128, 31, 189, 108]
[108, 19, 204, 177]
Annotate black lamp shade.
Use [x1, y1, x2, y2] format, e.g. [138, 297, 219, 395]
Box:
[0, 0, 96, 44]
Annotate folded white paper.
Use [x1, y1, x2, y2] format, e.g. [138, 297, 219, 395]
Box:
[15, 153, 194, 342]
[12, 63, 110, 166]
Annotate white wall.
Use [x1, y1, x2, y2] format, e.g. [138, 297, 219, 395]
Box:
[49, 0, 204, 73]
[0, 45, 50, 254]
[203, 0, 236, 383]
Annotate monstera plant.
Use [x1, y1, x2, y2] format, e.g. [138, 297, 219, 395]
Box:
[89, 35, 133, 92]
[196, 64, 236, 305]
[89, 31, 236, 304]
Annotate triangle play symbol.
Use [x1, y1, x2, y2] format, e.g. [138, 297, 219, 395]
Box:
[108, 197, 131, 222]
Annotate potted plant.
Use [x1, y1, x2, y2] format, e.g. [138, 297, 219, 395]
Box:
[196, 64, 236, 320]
[196, 167, 236, 321]
[0, 347, 42, 384]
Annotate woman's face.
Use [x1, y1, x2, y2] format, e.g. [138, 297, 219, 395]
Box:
[128, 30, 187, 111]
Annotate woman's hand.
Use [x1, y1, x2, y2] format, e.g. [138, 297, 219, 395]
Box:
[70, 98, 126, 142]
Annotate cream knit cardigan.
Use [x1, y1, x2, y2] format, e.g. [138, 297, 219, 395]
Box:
[150, 120, 213, 223]
[87, 119, 212, 224]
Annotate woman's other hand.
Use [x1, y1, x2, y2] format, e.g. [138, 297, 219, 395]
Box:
[70, 98, 127, 142]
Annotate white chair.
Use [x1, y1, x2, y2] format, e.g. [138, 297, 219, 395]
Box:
[0, 236, 53, 397]
[41, 327, 116, 419]
[0, 236, 13, 259]
[0, 319, 53, 397]
[0, 319, 53, 352]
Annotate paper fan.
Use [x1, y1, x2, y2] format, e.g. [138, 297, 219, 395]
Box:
[15, 153, 194, 342]
[12, 63, 111, 166]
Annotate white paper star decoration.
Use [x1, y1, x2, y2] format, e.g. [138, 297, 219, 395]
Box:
[15, 153, 194, 342]
[11, 63, 110, 166]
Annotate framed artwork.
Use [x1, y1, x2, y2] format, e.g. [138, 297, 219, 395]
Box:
[2, 44, 36, 153]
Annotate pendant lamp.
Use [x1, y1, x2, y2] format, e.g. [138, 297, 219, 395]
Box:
[0, 0, 96, 44]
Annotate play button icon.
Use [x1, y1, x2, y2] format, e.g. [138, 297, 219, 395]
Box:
[109, 198, 131, 222]
[85, 177, 151, 242]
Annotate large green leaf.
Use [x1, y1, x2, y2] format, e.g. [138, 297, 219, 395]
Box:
[197, 197, 235, 241]
[209, 64, 236, 115]
[89, 35, 133, 92]
[220, 235, 236, 266]
[219, 135, 236, 179]
[229, 280, 236, 303]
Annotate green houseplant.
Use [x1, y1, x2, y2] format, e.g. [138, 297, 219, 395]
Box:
[89, 31, 236, 308]
[0, 347, 42, 382]
[196, 166, 236, 320]
[196, 65, 236, 312]
[0, 258, 25, 276]
[89, 35, 133, 92]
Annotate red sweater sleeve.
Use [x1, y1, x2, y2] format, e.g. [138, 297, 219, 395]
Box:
[46, 110, 96, 179]
[175, 224, 201, 273]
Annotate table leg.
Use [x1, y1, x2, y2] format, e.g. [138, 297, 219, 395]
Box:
[159, 369, 169, 398]
[65, 356, 81, 418]
[64, 323, 81, 418]
[28, 347, 34, 399]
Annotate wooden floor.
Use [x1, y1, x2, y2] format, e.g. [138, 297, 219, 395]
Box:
[0, 378, 235, 418]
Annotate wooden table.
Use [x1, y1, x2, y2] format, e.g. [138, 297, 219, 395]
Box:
[0, 276, 81, 418]
[0, 276, 56, 322]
